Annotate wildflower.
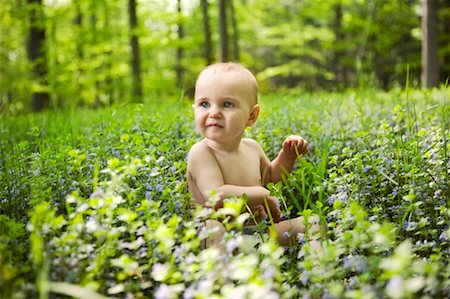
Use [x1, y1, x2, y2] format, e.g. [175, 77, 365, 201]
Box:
[297, 249, 305, 259]
[156, 184, 164, 192]
[183, 287, 195, 299]
[283, 231, 292, 239]
[89, 188, 105, 199]
[85, 217, 98, 233]
[326, 194, 337, 205]
[402, 221, 417, 231]
[439, 231, 448, 242]
[302, 293, 312, 299]
[150, 167, 159, 177]
[300, 271, 309, 285]
[386, 275, 404, 299]
[434, 189, 442, 197]
[156, 156, 165, 164]
[297, 234, 306, 245]
[343, 256, 351, 269]
[155, 284, 184, 299]
[226, 235, 243, 253]
[151, 263, 170, 282]
[136, 225, 147, 236]
[337, 191, 348, 202]
[198, 278, 214, 293]
[346, 276, 359, 290]
[392, 187, 398, 197]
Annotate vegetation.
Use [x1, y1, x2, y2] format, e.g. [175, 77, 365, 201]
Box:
[1, 87, 449, 298]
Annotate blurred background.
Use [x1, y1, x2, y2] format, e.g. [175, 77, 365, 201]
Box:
[1, 0, 449, 114]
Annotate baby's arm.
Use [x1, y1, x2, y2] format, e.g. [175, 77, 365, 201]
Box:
[261, 135, 308, 184]
[187, 142, 281, 222]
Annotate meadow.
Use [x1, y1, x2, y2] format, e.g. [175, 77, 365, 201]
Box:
[1, 88, 449, 299]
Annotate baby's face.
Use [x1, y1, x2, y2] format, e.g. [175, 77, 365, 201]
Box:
[193, 70, 258, 143]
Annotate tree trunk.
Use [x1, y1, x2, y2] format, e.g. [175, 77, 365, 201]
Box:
[27, 0, 50, 112]
[129, 0, 143, 102]
[332, 2, 345, 86]
[176, 0, 184, 88]
[74, 0, 83, 60]
[74, 0, 85, 104]
[439, 0, 449, 84]
[229, 0, 240, 61]
[421, 0, 440, 88]
[201, 0, 213, 65]
[218, 0, 229, 62]
[89, 4, 101, 106]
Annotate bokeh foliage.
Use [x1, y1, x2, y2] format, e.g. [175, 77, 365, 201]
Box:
[1, 0, 449, 114]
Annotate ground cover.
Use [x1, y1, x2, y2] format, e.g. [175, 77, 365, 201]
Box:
[1, 88, 449, 298]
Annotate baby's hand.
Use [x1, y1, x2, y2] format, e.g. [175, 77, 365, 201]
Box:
[250, 205, 268, 222]
[264, 196, 281, 223]
[282, 135, 308, 159]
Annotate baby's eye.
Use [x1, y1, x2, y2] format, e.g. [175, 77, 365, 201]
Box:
[223, 101, 234, 108]
[200, 101, 210, 108]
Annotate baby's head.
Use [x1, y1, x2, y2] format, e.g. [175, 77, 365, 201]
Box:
[195, 63, 258, 107]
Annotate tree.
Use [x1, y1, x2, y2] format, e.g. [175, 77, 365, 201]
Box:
[129, 0, 142, 101]
[421, 0, 440, 87]
[438, 0, 450, 83]
[27, 0, 50, 111]
[176, 0, 184, 88]
[229, 0, 240, 61]
[218, 0, 229, 62]
[73, 0, 85, 106]
[438, 0, 449, 83]
[332, 1, 345, 86]
[201, 0, 213, 65]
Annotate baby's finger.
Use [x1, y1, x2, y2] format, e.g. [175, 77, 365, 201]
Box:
[283, 138, 293, 147]
[295, 139, 308, 154]
[272, 207, 281, 223]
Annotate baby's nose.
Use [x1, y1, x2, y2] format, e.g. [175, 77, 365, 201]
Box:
[209, 106, 222, 118]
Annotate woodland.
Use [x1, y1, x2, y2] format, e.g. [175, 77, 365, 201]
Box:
[0, 0, 449, 114]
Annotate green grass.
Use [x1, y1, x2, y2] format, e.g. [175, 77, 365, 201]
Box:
[1, 88, 449, 298]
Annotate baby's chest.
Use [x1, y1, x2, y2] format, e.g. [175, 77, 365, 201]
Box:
[218, 153, 262, 186]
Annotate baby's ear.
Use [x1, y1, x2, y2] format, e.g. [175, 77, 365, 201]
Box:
[247, 104, 260, 126]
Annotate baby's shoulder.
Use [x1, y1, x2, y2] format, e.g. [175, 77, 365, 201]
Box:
[188, 140, 213, 160]
[241, 138, 263, 152]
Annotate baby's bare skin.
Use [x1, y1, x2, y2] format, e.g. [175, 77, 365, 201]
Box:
[187, 63, 323, 248]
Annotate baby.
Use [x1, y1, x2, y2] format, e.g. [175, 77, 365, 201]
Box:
[187, 62, 324, 249]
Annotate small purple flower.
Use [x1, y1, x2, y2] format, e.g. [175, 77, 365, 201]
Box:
[343, 256, 351, 269]
[402, 221, 417, 231]
[301, 271, 309, 285]
[439, 231, 448, 242]
[337, 191, 348, 202]
[326, 194, 337, 205]
[183, 287, 195, 299]
[156, 184, 164, 192]
[283, 231, 293, 239]
[297, 234, 306, 245]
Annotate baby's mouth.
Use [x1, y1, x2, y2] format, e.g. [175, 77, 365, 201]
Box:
[207, 123, 223, 128]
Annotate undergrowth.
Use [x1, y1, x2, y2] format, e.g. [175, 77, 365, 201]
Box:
[0, 88, 449, 298]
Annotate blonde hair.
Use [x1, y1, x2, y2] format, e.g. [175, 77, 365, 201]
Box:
[196, 62, 258, 104]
